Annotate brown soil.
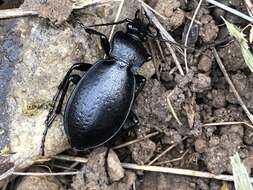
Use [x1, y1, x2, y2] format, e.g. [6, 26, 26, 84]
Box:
[1, 0, 253, 189]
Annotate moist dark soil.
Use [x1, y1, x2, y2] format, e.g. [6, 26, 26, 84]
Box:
[0, 0, 253, 189]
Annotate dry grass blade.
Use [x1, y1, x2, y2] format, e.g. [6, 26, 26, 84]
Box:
[13, 171, 83, 176]
[212, 48, 253, 124]
[231, 152, 253, 190]
[136, 0, 166, 20]
[166, 95, 182, 126]
[245, 0, 253, 16]
[0, 8, 37, 19]
[144, 7, 185, 76]
[112, 132, 159, 149]
[148, 137, 187, 165]
[203, 121, 253, 130]
[184, 0, 203, 73]
[52, 155, 253, 182]
[0, 0, 120, 19]
[108, 0, 124, 41]
[207, 0, 253, 23]
[73, 0, 119, 9]
[156, 150, 189, 165]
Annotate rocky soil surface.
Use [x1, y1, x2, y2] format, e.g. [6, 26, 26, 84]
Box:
[0, 0, 252, 189]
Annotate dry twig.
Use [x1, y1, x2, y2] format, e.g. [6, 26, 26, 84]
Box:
[108, 0, 124, 41]
[52, 155, 253, 182]
[112, 132, 159, 149]
[143, 6, 185, 76]
[207, 0, 253, 23]
[245, 0, 253, 16]
[156, 150, 189, 165]
[148, 137, 187, 165]
[203, 121, 253, 130]
[212, 48, 253, 124]
[166, 95, 182, 126]
[184, 0, 203, 73]
[13, 171, 83, 176]
[0, 0, 120, 20]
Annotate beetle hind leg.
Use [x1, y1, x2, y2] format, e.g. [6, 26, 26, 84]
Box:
[41, 62, 92, 156]
[41, 74, 81, 156]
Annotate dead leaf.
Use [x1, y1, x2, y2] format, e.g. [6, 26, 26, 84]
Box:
[184, 95, 196, 129]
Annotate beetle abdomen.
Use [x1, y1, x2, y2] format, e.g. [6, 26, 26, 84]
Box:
[64, 59, 135, 150]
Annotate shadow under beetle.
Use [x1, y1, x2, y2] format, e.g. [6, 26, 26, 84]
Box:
[41, 11, 159, 155]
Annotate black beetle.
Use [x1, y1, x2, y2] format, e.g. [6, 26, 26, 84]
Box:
[41, 11, 158, 155]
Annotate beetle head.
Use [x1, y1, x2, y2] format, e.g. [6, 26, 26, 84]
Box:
[126, 10, 156, 42]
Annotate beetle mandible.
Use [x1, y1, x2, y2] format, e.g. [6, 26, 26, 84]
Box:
[41, 11, 158, 155]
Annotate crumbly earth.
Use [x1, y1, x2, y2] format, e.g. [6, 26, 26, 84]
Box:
[1, 0, 253, 189]
[14, 168, 64, 190]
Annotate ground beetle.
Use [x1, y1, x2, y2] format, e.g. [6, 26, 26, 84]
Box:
[41, 11, 159, 155]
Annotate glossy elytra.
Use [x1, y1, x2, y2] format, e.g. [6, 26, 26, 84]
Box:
[41, 11, 158, 155]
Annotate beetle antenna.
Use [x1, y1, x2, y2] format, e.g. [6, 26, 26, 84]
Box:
[87, 18, 133, 28]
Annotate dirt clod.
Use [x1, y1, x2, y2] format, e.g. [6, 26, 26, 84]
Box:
[211, 89, 226, 108]
[139, 173, 196, 190]
[199, 15, 219, 43]
[154, 0, 184, 31]
[191, 73, 211, 93]
[129, 139, 156, 165]
[243, 154, 253, 174]
[218, 41, 247, 71]
[204, 125, 244, 174]
[15, 168, 63, 190]
[21, 0, 73, 25]
[72, 147, 135, 190]
[198, 50, 213, 73]
[107, 149, 124, 182]
[194, 138, 207, 153]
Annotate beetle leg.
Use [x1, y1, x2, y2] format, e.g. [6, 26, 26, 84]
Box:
[104, 147, 112, 185]
[84, 28, 110, 57]
[124, 110, 139, 130]
[134, 75, 146, 99]
[41, 74, 81, 156]
[58, 62, 92, 91]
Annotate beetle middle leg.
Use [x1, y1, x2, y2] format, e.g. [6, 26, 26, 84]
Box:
[41, 63, 92, 156]
[124, 75, 146, 130]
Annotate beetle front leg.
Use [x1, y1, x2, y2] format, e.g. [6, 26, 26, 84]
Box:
[74, 20, 111, 57]
[84, 28, 110, 57]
